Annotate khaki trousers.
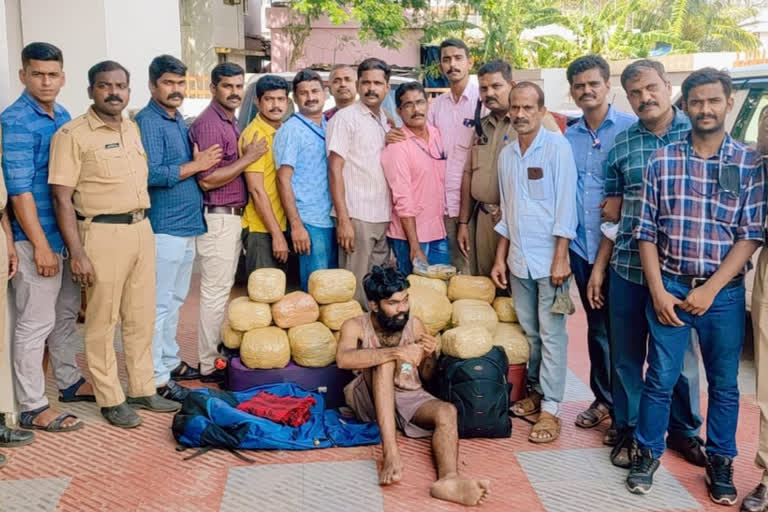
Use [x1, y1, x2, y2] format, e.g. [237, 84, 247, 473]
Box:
[753, 249, 768, 483]
[444, 215, 471, 275]
[471, 208, 500, 277]
[80, 218, 156, 407]
[338, 218, 389, 308]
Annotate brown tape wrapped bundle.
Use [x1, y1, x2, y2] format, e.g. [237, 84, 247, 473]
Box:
[240, 326, 291, 369]
[227, 296, 272, 331]
[447, 275, 496, 303]
[220, 321, 244, 349]
[493, 296, 518, 323]
[288, 322, 338, 367]
[407, 274, 447, 296]
[308, 269, 356, 304]
[319, 300, 364, 331]
[409, 285, 452, 335]
[493, 322, 530, 364]
[451, 298, 498, 334]
[247, 268, 286, 303]
[441, 326, 493, 359]
[271, 291, 320, 328]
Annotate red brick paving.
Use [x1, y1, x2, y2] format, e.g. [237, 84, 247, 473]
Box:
[0, 274, 764, 511]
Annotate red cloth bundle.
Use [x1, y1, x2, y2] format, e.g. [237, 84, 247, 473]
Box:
[236, 391, 317, 427]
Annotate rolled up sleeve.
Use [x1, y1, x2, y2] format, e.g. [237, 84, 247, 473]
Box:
[552, 141, 578, 240]
[137, 117, 180, 188]
[735, 157, 767, 242]
[1, 119, 36, 196]
[381, 144, 419, 218]
[634, 156, 661, 244]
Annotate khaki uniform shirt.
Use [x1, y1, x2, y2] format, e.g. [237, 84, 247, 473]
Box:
[466, 112, 562, 205]
[48, 106, 150, 217]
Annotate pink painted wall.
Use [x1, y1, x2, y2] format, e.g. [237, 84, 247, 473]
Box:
[267, 7, 422, 72]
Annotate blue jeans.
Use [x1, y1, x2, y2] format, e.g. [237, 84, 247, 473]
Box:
[608, 268, 702, 437]
[570, 250, 612, 408]
[509, 274, 569, 416]
[298, 224, 338, 292]
[390, 237, 451, 276]
[636, 277, 745, 458]
[152, 234, 196, 386]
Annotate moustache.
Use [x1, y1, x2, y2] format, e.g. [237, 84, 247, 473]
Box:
[638, 101, 658, 112]
[411, 114, 424, 118]
[696, 114, 717, 121]
[365, 92, 379, 98]
[305, 100, 319, 106]
[167, 92, 184, 100]
[104, 95, 122, 104]
[226, 95, 241, 101]
[448, 68, 461, 74]
[579, 93, 596, 101]
[513, 118, 529, 124]
[268, 108, 282, 113]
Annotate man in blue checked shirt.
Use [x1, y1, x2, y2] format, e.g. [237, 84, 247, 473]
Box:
[598, 60, 704, 470]
[135, 55, 229, 401]
[627, 68, 766, 504]
[1, 42, 92, 433]
[275, 69, 337, 291]
[564, 55, 635, 442]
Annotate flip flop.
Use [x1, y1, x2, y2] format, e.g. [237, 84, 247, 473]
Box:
[528, 411, 561, 444]
[59, 376, 96, 403]
[20, 406, 84, 433]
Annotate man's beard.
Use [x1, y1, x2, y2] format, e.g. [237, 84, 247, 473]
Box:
[376, 309, 409, 334]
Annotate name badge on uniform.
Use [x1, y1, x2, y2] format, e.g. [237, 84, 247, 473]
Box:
[104, 143, 120, 149]
[527, 167, 543, 180]
[462, 118, 476, 128]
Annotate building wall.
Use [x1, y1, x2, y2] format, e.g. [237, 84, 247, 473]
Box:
[267, 7, 421, 72]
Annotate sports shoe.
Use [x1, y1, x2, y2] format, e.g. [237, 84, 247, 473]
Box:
[706, 453, 737, 505]
[626, 447, 660, 495]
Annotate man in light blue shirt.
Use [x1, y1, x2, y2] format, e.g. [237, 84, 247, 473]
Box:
[275, 69, 337, 291]
[491, 82, 577, 443]
[564, 55, 636, 439]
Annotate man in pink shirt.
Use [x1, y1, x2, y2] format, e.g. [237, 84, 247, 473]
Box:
[381, 83, 450, 275]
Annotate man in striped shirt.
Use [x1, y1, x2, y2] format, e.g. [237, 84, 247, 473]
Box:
[627, 68, 766, 504]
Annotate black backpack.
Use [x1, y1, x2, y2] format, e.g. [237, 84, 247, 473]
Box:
[436, 346, 512, 439]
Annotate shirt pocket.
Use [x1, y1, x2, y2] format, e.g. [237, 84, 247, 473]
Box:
[691, 178, 739, 225]
[526, 168, 551, 201]
[93, 148, 130, 178]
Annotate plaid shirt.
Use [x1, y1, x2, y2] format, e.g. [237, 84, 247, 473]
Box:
[604, 107, 691, 284]
[634, 133, 765, 277]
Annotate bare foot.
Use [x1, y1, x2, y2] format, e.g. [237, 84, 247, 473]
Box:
[430, 473, 491, 506]
[33, 408, 81, 429]
[379, 451, 403, 485]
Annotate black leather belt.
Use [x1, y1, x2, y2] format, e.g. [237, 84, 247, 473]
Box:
[77, 210, 146, 224]
[662, 271, 743, 289]
[204, 205, 244, 216]
[477, 202, 499, 215]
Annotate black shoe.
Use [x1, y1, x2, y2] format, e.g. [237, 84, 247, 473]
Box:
[0, 452, 5, 469]
[706, 453, 738, 506]
[101, 402, 143, 429]
[170, 361, 201, 381]
[200, 369, 225, 384]
[667, 434, 707, 467]
[626, 447, 660, 495]
[127, 393, 181, 413]
[741, 483, 768, 512]
[156, 380, 190, 403]
[610, 430, 635, 468]
[0, 423, 35, 447]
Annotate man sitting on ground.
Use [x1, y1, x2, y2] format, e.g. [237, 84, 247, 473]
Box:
[337, 265, 490, 506]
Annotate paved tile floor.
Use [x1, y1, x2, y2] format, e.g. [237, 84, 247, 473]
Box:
[0, 275, 764, 511]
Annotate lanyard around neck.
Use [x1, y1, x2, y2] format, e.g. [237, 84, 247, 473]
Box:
[292, 114, 325, 141]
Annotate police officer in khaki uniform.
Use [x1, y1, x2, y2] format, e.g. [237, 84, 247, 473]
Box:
[0, 125, 33, 466]
[49, 61, 179, 429]
[457, 60, 561, 276]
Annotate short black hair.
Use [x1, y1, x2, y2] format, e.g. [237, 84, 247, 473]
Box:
[149, 55, 187, 85]
[511, 81, 545, 109]
[681, 67, 732, 102]
[395, 82, 426, 108]
[620, 59, 667, 90]
[566, 55, 610, 85]
[439, 38, 470, 59]
[88, 60, 130, 88]
[363, 266, 409, 303]
[292, 68, 323, 94]
[21, 42, 63, 68]
[357, 58, 390, 82]
[477, 60, 512, 81]
[255, 74, 290, 100]
[211, 62, 244, 86]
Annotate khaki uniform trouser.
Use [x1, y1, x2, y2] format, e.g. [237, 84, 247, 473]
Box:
[338, 218, 389, 309]
[753, 249, 768, 484]
[444, 215, 471, 275]
[80, 218, 156, 407]
[468, 207, 499, 277]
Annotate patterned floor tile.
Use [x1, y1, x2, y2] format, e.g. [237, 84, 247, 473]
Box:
[0, 476, 71, 512]
[562, 368, 594, 403]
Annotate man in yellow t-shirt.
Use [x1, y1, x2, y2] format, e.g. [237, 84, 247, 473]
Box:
[240, 75, 290, 275]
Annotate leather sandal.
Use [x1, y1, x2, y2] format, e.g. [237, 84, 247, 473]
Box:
[58, 376, 96, 403]
[575, 401, 610, 429]
[529, 411, 561, 444]
[19, 406, 83, 433]
[170, 361, 201, 381]
[511, 392, 542, 417]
